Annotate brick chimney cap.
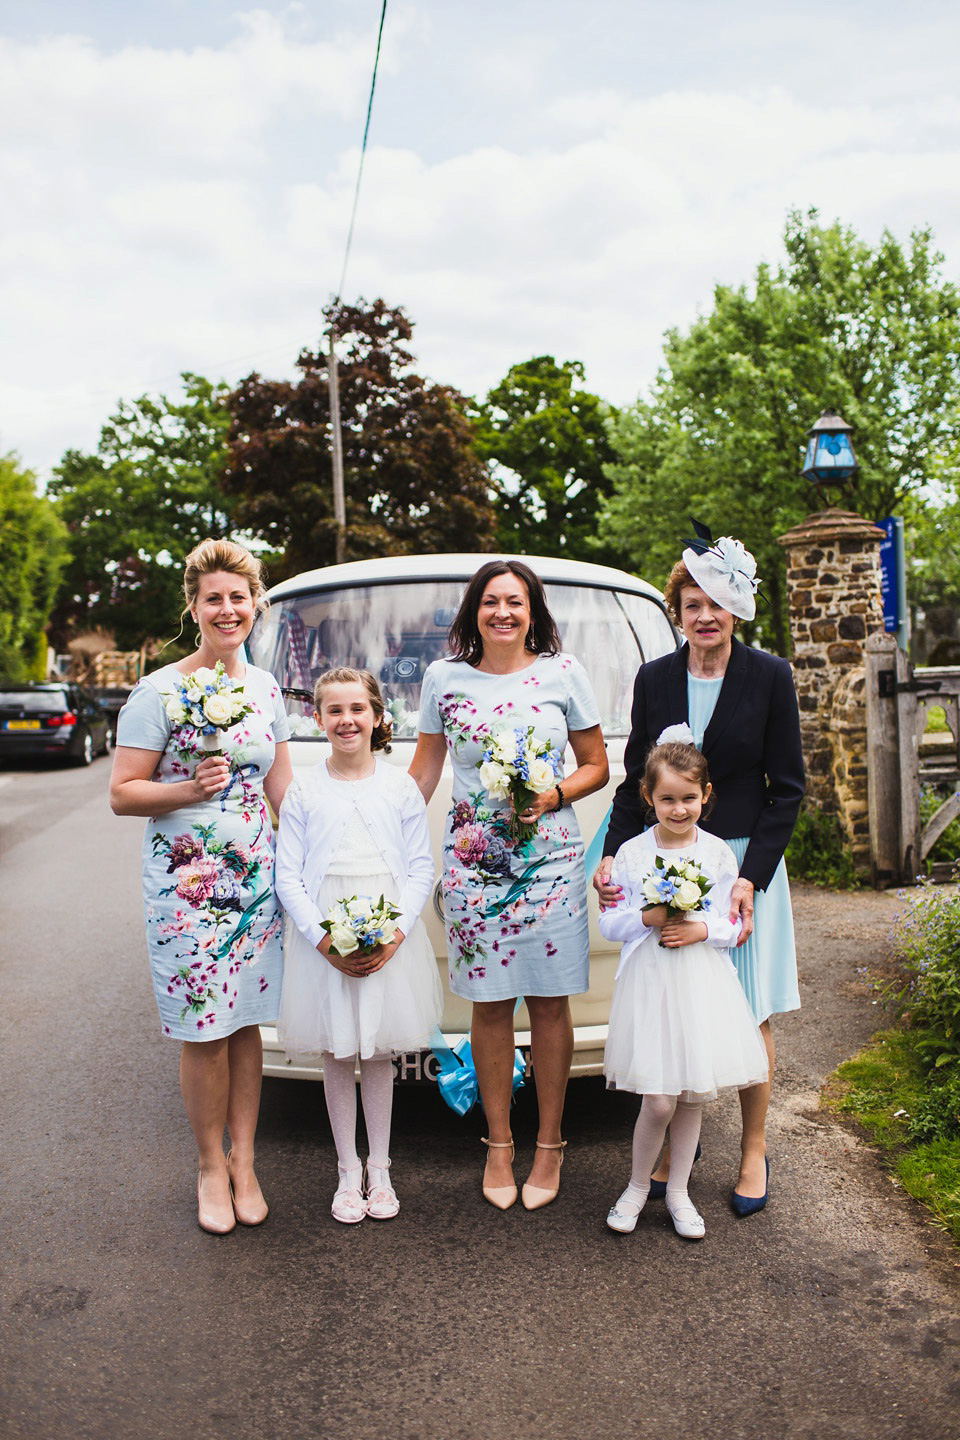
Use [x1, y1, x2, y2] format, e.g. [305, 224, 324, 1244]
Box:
[777, 508, 888, 546]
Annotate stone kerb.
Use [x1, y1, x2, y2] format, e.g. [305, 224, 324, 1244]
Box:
[777, 509, 887, 873]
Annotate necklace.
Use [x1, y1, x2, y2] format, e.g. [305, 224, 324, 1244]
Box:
[655, 823, 697, 849]
[326, 758, 375, 782]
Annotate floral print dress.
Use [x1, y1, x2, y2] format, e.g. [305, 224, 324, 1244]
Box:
[418, 653, 600, 1002]
[117, 663, 289, 1041]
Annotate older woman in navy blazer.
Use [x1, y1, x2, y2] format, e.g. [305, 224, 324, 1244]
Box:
[595, 535, 804, 1215]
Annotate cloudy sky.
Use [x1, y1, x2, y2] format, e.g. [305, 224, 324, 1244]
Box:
[4, 0, 960, 482]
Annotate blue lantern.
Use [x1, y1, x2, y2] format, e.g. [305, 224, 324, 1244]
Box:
[801, 408, 859, 488]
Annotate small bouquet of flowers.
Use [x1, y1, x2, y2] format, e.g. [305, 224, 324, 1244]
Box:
[164, 661, 254, 757]
[641, 856, 711, 946]
[476, 724, 564, 842]
[320, 894, 402, 958]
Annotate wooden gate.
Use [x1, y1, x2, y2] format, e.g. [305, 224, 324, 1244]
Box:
[865, 632, 960, 884]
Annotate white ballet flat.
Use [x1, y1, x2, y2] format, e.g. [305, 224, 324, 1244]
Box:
[666, 1193, 705, 1241]
[606, 1186, 648, 1234]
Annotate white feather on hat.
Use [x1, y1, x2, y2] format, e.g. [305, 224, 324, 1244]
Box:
[681, 536, 759, 620]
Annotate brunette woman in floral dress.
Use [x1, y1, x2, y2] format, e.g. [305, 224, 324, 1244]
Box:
[410, 560, 608, 1211]
[111, 539, 291, 1235]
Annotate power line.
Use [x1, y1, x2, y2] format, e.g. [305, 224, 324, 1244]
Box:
[335, 0, 388, 305]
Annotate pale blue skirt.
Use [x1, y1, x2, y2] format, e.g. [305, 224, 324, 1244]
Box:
[725, 838, 800, 1024]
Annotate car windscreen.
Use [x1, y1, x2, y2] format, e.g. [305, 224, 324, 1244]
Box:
[248, 579, 676, 739]
[0, 690, 68, 712]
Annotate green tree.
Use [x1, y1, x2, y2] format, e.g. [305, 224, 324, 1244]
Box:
[470, 356, 617, 560]
[601, 210, 960, 653]
[222, 298, 496, 576]
[48, 374, 234, 651]
[0, 454, 68, 682]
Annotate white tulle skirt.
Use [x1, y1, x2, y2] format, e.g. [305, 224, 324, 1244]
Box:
[603, 938, 770, 1101]
[278, 866, 443, 1062]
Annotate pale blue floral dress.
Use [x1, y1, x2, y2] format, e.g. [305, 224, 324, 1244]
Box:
[117, 663, 289, 1041]
[418, 653, 600, 1002]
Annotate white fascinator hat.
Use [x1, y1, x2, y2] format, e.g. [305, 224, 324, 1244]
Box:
[681, 522, 760, 622]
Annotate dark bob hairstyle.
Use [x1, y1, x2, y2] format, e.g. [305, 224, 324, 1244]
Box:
[447, 559, 562, 665]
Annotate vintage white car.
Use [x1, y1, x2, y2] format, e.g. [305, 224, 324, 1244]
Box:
[247, 553, 678, 1083]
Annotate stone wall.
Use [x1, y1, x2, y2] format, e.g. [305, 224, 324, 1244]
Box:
[777, 509, 887, 873]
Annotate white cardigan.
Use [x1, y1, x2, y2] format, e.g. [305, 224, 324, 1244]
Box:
[274, 757, 435, 949]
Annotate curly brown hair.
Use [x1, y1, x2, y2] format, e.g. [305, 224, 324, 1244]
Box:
[662, 559, 697, 626]
[313, 667, 393, 754]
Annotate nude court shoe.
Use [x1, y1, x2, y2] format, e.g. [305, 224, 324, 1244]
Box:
[521, 1140, 567, 1211]
[481, 1137, 518, 1210]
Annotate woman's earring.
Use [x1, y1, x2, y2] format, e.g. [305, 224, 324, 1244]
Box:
[527, 625, 536, 649]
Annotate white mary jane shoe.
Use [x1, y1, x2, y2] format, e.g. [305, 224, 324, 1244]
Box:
[606, 1185, 649, 1234]
[364, 1161, 400, 1220]
[666, 1192, 705, 1241]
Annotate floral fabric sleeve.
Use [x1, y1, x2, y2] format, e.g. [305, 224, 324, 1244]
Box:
[417, 662, 443, 734]
[561, 654, 601, 731]
[116, 678, 170, 752]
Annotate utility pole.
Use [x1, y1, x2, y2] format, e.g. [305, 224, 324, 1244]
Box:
[328, 328, 347, 566]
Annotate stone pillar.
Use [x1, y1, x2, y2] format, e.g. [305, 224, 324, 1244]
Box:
[777, 508, 887, 873]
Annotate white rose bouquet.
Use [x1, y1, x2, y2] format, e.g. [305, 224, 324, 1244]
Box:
[164, 661, 255, 757]
[320, 894, 402, 958]
[641, 856, 712, 946]
[476, 723, 564, 843]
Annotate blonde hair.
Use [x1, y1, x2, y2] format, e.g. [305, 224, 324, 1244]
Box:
[313, 667, 393, 754]
[182, 538, 267, 619]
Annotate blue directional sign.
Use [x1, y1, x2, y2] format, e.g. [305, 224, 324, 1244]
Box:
[877, 516, 907, 649]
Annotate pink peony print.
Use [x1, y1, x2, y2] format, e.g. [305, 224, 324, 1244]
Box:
[453, 822, 487, 866]
[175, 857, 221, 904]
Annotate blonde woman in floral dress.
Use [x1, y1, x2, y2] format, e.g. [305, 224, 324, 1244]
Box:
[410, 560, 608, 1211]
[111, 539, 291, 1235]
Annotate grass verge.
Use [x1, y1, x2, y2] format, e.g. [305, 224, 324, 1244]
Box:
[821, 1025, 960, 1244]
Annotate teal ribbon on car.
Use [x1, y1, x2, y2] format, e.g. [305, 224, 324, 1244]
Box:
[431, 803, 614, 1116]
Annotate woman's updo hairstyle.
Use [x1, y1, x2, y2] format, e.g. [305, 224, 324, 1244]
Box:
[641, 740, 715, 819]
[447, 559, 561, 665]
[313, 667, 393, 754]
[182, 538, 268, 618]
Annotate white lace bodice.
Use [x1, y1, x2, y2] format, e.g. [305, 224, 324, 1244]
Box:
[325, 804, 387, 876]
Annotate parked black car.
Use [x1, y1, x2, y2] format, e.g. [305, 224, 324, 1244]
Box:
[0, 683, 114, 765]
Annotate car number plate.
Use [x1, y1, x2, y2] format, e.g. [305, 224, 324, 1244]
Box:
[3, 719, 41, 730]
[392, 1046, 532, 1083]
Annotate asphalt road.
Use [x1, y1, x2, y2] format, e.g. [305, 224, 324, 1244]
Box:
[1, 761, 958, 1440]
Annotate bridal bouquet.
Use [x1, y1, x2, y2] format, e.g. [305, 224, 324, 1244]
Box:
[321, 894, 402, 957]
[164, 661, 254, 756]
[476, 724, 564, 842]
[641, 856, 711, 944]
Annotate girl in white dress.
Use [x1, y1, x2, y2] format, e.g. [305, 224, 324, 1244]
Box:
[276, 669, 441, 1224]
[601, 728, 769, 1241]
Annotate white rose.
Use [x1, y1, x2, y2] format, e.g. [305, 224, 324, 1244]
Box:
[491, 731, 516, 766]
[345, 896, 371, 921]
[642, 878, 662, 906]
[203, 692, 235, 726]
[526, 757, 557, 793]
[683, 863, 700, 881]
[478, 760, 512, 799]
[675, 879, 703, 910]
[328, 922, 359, 955]
[165, 697, 188, 724]
[192, 667, 217, 688]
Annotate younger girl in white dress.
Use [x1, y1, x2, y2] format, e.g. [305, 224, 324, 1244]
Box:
[276, 668, 442, 1223]
[601, 728, 769, 1240]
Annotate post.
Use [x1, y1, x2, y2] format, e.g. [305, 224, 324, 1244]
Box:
[328, 330, 347, 566]
[896, 643, 920, 884]
[865, 632, 901, 885]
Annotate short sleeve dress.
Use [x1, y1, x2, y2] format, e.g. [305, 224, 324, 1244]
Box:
[117, 662, 289, 1040]
[418, 652, 600, 1002]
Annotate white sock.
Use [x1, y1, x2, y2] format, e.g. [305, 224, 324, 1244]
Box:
[664, 1100, 703, 1202]
[321, 1052, 361, 1173]
[359, 1053, 395, 1169]
[631, 1094, 678, 1190]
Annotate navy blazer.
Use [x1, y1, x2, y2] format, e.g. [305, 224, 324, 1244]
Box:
[603, 638, 805, 891]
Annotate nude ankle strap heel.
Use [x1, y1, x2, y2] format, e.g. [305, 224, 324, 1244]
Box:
[521, 1140, 567, 1212]
[481, 1138, 518, 1211]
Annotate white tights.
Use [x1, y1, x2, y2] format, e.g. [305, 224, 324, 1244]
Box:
[321, 1052, 394, 1171]
[627, 1095, 703, 1204]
